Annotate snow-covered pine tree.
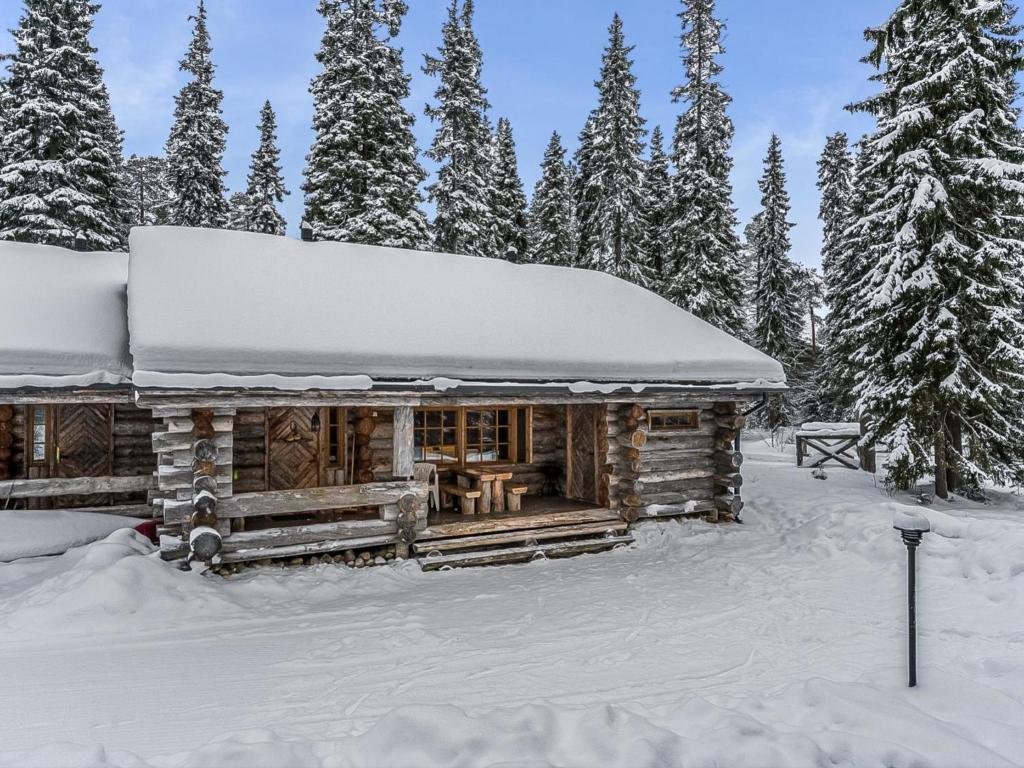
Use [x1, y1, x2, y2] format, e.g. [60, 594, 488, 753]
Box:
[817, 132, 854, 287]
[751, 134, 803, 430]
[423, 0, 493, 256]
[225, 192, 250, 231]
[641, 125, 672, 286]
[489, 117, 528, 261]
[242, 101, 288, 236]
[165, 0, 229, 228]
[528, 131, 575, 266]
[815, 132, 856, 420]
[303, 0, 428, 248]
[577, 14, 649, 286]
[572, 116, 599, 268]
[122, 155, 173, 229]
[663, 0, 745, 332]
[0, 0, 126, 250]
[848, 0, 1024, 493]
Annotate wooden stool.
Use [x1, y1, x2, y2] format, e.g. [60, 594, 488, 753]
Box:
[440, 484, 483, 515]
[506, 485, 529, 513]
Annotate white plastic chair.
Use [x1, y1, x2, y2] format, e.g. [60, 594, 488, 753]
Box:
[413, 462, 440, 513]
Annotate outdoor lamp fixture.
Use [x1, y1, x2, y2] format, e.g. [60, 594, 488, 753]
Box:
[893, 509, 930, 688]
[310, 411, 321, 432]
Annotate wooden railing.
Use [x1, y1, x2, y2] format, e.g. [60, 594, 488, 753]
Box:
[0, 475, 156, 517]
[162, 479, 429, 564]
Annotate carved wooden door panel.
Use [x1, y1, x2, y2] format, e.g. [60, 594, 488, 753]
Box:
[266, 407, 324, 491]
[52, 404, 114, 507]
[566, 404, 601, 504]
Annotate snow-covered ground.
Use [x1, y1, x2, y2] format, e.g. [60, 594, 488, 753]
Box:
[0, 438, 1022, 767]
[0, 509, 141, 562]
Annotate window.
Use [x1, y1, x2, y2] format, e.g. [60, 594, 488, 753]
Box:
[413, 407, 531, 466]
[326, 407, 347, 467]
[465, 408, 512, 463]
[648, 409, 700, 432]
[30, 406, 48, 464]
[414, 409, 459, 464]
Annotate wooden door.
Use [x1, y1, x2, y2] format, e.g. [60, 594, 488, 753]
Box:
[52, 403, 114, 507]
[566, 404, 602, 504]
[266, 407, 324, 491]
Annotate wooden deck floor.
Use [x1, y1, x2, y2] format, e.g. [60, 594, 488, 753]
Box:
[421, 496, 616, 540]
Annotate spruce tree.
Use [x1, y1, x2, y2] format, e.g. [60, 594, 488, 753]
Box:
[816, 131, 856, 420]
[817, 132, 854, 286]
[0, 0, 126, 250]
[848, 0, 1024, 492]
[528, 131, 575, 266]
[751, 135, 802, 430]
[423, 0, 493, 256]
[489, 117, 528, 261]
[572, 116, 599, 268]
[225, 191, 250, 231]
[641, 125, 672, 286]
[663, 0, 745, 332]
[123, 155, 173, 228]
[304, 0, 428, 248]
[243, 100, 288, 236]
[165, 0, 229, 228]
[578, 14, 649, 286]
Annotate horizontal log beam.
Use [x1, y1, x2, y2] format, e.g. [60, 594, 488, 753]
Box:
[214, 481, 428, 520]
[221, 519, 399, 552]
[45, 503, 153, 517]
[0, 475, 155, 499]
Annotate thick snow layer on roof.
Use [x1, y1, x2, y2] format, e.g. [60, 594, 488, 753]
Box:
[0, 242, 131, 389]
[128, 227, 785, 390]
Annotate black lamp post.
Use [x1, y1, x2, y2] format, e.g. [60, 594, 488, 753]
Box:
[894, 510, 930, 687]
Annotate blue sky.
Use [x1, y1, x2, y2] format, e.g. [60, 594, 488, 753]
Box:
[1, 0, 901, 268]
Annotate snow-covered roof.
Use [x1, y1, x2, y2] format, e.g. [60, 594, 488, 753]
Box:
[128, 227, 785, 392]
[0, 242, 132, 389]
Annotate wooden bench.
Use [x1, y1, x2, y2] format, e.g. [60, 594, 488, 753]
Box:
[440, 484, 483, 515]
[506, 484, 528, 513]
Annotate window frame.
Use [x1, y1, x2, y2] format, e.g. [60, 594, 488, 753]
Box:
[647, 409, 701, 432]
[27, 405, 51, 467]
[412, 406, 533, 467]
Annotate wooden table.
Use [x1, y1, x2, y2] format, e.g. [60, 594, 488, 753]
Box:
[453, 466, 514, 514]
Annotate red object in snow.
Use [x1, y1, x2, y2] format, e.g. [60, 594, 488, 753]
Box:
[134, 518, 159, 544]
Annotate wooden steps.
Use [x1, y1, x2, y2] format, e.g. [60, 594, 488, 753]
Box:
[420, 507, 620, 540]
[417, 533, 633, 571]
[413, 520, 629, 555]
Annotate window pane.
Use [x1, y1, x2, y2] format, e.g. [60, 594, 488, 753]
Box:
[427, 428, 442, 446]
[414, 411, 425, 428]
[466, 410, 481, 427]
[426, 411, 442, 428]
[466, 449, 483, 463]
[442, 411, 456, 428]
[443, 428, 457, 446]
[466, 427, 480, 446]
[498, 410, 510, 426]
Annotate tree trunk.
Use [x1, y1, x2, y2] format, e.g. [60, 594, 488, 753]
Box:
[934, 427, 948, 500]
[945, 414, 962, 493]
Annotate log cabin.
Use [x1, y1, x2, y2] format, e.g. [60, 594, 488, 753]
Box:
[1, 227, 786, 570]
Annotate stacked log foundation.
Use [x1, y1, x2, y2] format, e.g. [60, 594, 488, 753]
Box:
[152, 407, 234, 550]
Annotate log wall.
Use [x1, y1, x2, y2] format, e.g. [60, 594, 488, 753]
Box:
[1, 403, 158, 507]
[233, 408, 267, 493]
[608, 402, 741, 523]
[511, 405, 566, 494]
[0, 404, 13, 482]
